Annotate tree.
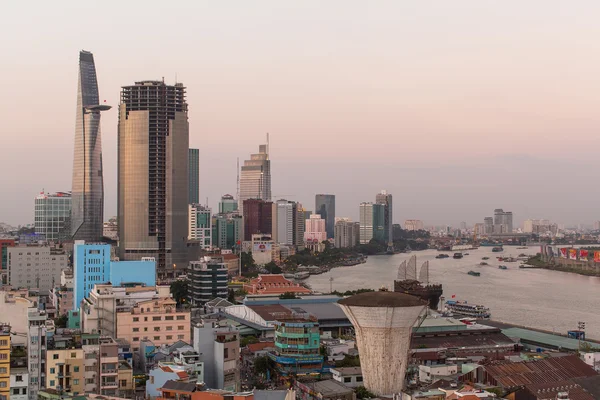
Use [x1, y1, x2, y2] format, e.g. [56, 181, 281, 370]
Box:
[227, 288, 235, 303]
[54, 314, 68, 329]
[254, 355, 271, 376]
[264, 262, 282, 274]
[279, 292, 299, 299]
[355, 386, 375, 399]
[335, 354, 360, 368]
[170, 280, 189, 306]
[241, 336, 259, 347]
[241, 252, 256, 276]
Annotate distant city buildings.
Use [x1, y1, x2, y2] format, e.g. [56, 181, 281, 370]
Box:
[212, 214, 242, 250]
[71, 50, 110, 242]
[484, 217, 494, 234]
[118, 80, 189, 278]
[375, 190, 392, 245]
[188, 256, 228, 305]
[523, 219, 557, 235]
[315, 194, 335, 239]
[242, 234, 274, 266]
[242, 199, 272, 241]
[272, 200, 296, 246]
[305, 214, 327, 244]
[6, 244, 68, 292]
[359, 202, 373, 244]
[219, 194, 238, 214]
[34, 191, 72, 241]
[372, 203, 386, 242]
[239, 144, 271, 212]
[493, 209, 513, 234]
[404, 220, 424, 231]
[189, 204, 212, 249]
[188, 148, 200, 204]
[334, 218, 360, 248]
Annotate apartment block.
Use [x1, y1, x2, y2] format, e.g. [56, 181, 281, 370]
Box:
[7, 245, 68, 293]
[0, 324, 10, 400]
[193, 321, 240, 391]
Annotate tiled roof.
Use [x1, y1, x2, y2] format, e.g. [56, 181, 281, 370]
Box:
[524, 380, 594, 400]
[247, 342, 275, 352]
[159, 380, 197, 393]
[248, 304, 294, 321]
[485, 355, 596, 388]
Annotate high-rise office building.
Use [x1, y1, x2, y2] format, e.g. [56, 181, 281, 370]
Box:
[295, 205, 310, 249]
[372, 203, 386, 242]
[272, 200, 296, 246]
[188, 148, 200, 204]
[359, 202, 374, 244]
[334, 219, 360, 248]
[71, 50, 110, 241]
[34, 191, 72, 241]
[305, 214, 327, 244]
[118, 80, 189, 278]
[315, 194, 335, 239]
[239, 144, 271, 211]
[219, 194, 238, 214]
[242, 199, 272, 241]
[189, 204, 212, 249]
[484, 217, 493, 234]
[493, 209, 513, 234]
[212, 214, 242, 250]
[375, 190, 393, 246]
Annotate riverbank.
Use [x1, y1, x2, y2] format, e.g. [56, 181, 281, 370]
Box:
[526, 255, 600, 277]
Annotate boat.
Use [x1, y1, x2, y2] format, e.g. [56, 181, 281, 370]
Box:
[517, 246, 528, 249]
[482, 257, 489, 260]
[453, 253, 463, 259]
[435, 254, 449, 259]
[492, 247, 503, 252]
[446, 300, 491, 319]
[479, 262, 488, 266]
[479, 241, 499, 247]
[438, 245, 452, 251]
[394, 256, 443, 309]
[464, 253, 470, 256]
[498, 265, 507, 270]
[467, 270, 480, 276]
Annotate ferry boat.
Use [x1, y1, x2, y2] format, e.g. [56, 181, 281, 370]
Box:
[498, 265, 508, 270]
[445, 300, 491, 318]
[479, 262, 488, 266]
[467, 270, 480, 276]
[453, 253, 463, 259]
[492, 247, 503, 252]
[482, 257, 489, 260]
[436, 254, 449, 259]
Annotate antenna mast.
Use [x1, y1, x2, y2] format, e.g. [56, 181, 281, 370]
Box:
[266, 132, 270, 160]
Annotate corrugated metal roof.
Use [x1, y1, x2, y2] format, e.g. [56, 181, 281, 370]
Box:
[502, 327, 597, 351]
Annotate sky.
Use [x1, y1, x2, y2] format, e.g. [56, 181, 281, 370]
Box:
[2, 1, 600, 228]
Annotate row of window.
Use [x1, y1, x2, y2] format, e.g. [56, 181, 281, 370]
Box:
[132, 315, 185, 322]
[132, 326, 185, 332]
[132, 335, 185, 342]
[49, 379, 80, 386]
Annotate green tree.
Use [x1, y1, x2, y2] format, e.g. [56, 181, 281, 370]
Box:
[54, 314, 68, 329]
[335, 354, 360, 368]
[241, 252, 256, 275]
[241, 336, 259, 347]
[254, 355, 271, 376]
[170, 280, 189, 306]
[355, 386, 375, 399]
[264, 262, 282, 274]
[279, 292, 299, 299]
[227, 288, 235, 303]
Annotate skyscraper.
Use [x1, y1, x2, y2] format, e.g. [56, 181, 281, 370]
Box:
[239, 144, 271, 211]
[188, 148, 200, 204]
[334, 218, 360, 248]
[118, 80, 189, 278]
[375, 190, 393, 248]
[315, 194, 335, 239]
[359, 202, 374, 244]
[189, 204, 212, 249]
[372, 203, 386, 242]
[272, 200, 295, 246]
[35, 191, 72, 241]
[219, 194, 238, 214]
[493, 209, 513, 233]
[71, 50, 110, 241]
[242, 199, 273, 241]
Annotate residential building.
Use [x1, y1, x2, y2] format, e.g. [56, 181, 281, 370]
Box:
[45, 340, 85, 394]
[483, 217, 493, 234]
[103, 217, 118, 241]
[375, 190, 393, 245]
[71, 50, 110, 242]
[359, 202, 373, 244]
[331, 367, 363, 388]
[156, 382, 263, 400]
[188, 257, 228, 305]
[189, 204, 212, 249]
[242, 234, 274, 266]
[372, 203, 386, 242]
[73, 241, 156, 311]
[272, 200, 296, 246]
[305, 214, 327, 244]
[49, 269, 74, 316]
[9, 351, 28, 400]
[242, 199, 272, 241]
[146, 363, 193, 399]
[315, 195, 335, 239]
[418, 364, 458, 383]
[34, 191, 72, 241]
[6, 245, 68, 292]
[295, 207, 310, 250]
[294, 379, 354, 400]
[212, 214, 242, 251]
[238, 144, 271, 212]
[404, 220, 424, 231]
[117, 297, 191, 351]
[188, 149, 199, 204]
[0, 239, 15, 285]
[27, 308, 51, 400]
[0, 324, 10, 400]
[334, 219, 359, 248]
[493, 209, 513, 234]
[219, 195, 238, 214]
[118, 80, 189, 279]
[243, 274, 312, 296]
[193, 322, 240, 391]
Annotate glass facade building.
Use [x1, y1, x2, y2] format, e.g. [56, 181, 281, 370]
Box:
[315, 194, 335, 239]
[34, 192, 72, 241]
[189, 204, 212, 249]
[219, 194, 238, 214]
[188, 148, 200, 204]
[239, 144, 271, 212]
[71, 50, 110, 241]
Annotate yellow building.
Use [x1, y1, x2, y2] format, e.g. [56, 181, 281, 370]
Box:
[45, 347, 84, 395]
[0, 324, 11, 400]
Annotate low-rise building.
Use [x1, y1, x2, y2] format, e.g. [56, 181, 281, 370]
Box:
[9, 351, 28, 400]
[49, 269, 74, 316]
[331, 367, 363, 388]
[419, 364, 458, 384]
[0, 324, 11, 400]
[146, 364, 193, 400]
[193, 321, 240, 391]
[7, 245, 68, 293]
[45, 339, 85, 394]
[294, 379, 355, 400]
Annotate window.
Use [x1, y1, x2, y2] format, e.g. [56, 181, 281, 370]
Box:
[166, 335, 173, 340]
[12, 389, 19, 395]
[53, 354, 59, 359]
[152, 316, 161, 321]
[49, 380, 55, 387]
[144, 327, 148, 332]
[0, 354, 7, 360]
[144, 317, 148, 322]
[176, 315, 185, 320]
[85, 366, 95, 372]
[133, 328, 139, 332]
[344, 377, 352, 383]
[133, 317, 139, 322]
[153, 336, 160, 341]
[132, 337, 139, 342]
[224, 348, 228, 358]
[15, 375, 22, 382]
[86, 378, 95, 384]
[177, 326, 184, 330]
[0, 368, 6, 374]
[71, 352, 77, 358]
[154, 327, 160, 331]
[0, 340, 7, 346]
[74, 366, 79, 372]
[357, 376, 363, 382]
[50, 368, 55, 374]
[22, 388, 27, 395]
[178, 335, 184, 340]
[165, 316, 174, 321]
[120, 379, 127, 387]
[166, 326, 173, 331]
[73, 379, 79, 385]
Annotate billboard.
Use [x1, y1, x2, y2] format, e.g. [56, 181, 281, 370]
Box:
[594, 251, 600, 263]
[579, 249, 589, 261]
[569, 249, 577, 260]
[253, 242, 272, 253]
[560, 248, 567, 258]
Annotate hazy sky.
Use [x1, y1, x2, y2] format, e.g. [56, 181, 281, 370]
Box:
[2, 1, 600, 227]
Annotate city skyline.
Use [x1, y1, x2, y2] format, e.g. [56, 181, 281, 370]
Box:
[3, 2, 600, 227]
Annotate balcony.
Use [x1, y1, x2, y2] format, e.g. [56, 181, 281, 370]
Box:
[101, 381, 118, 388]
[101, 369, 118, 375]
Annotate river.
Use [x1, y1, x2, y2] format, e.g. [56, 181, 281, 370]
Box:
[306, 246, 600, 339]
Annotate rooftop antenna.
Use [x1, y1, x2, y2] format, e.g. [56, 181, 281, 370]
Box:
[266, 132, 270, 160]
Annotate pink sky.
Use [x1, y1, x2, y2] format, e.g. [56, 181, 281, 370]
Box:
[2, 1, 600, 226]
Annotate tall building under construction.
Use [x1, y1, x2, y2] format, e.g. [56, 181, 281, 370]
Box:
[118, 80, 189, 278]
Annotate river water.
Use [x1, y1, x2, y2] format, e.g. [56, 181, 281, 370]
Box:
[306, 247, 600, 339]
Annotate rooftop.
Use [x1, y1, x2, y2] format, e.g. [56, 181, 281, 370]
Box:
[331, 367, 362, 376]
[502, 327, 598, 351]
[159, 380, 198, 393]
[338, 291, 426, 307]
[298, 379, 354, 396]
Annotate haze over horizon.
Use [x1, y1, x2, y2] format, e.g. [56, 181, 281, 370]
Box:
[2, 1, 600, 227]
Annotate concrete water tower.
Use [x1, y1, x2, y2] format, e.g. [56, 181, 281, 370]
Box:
[338, 291, 426, 396]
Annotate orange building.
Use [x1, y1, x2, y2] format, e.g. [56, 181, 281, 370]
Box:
[158, 380, 254, 400]
[243, 274, 312, 296]
[117, 297, 190, 351]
